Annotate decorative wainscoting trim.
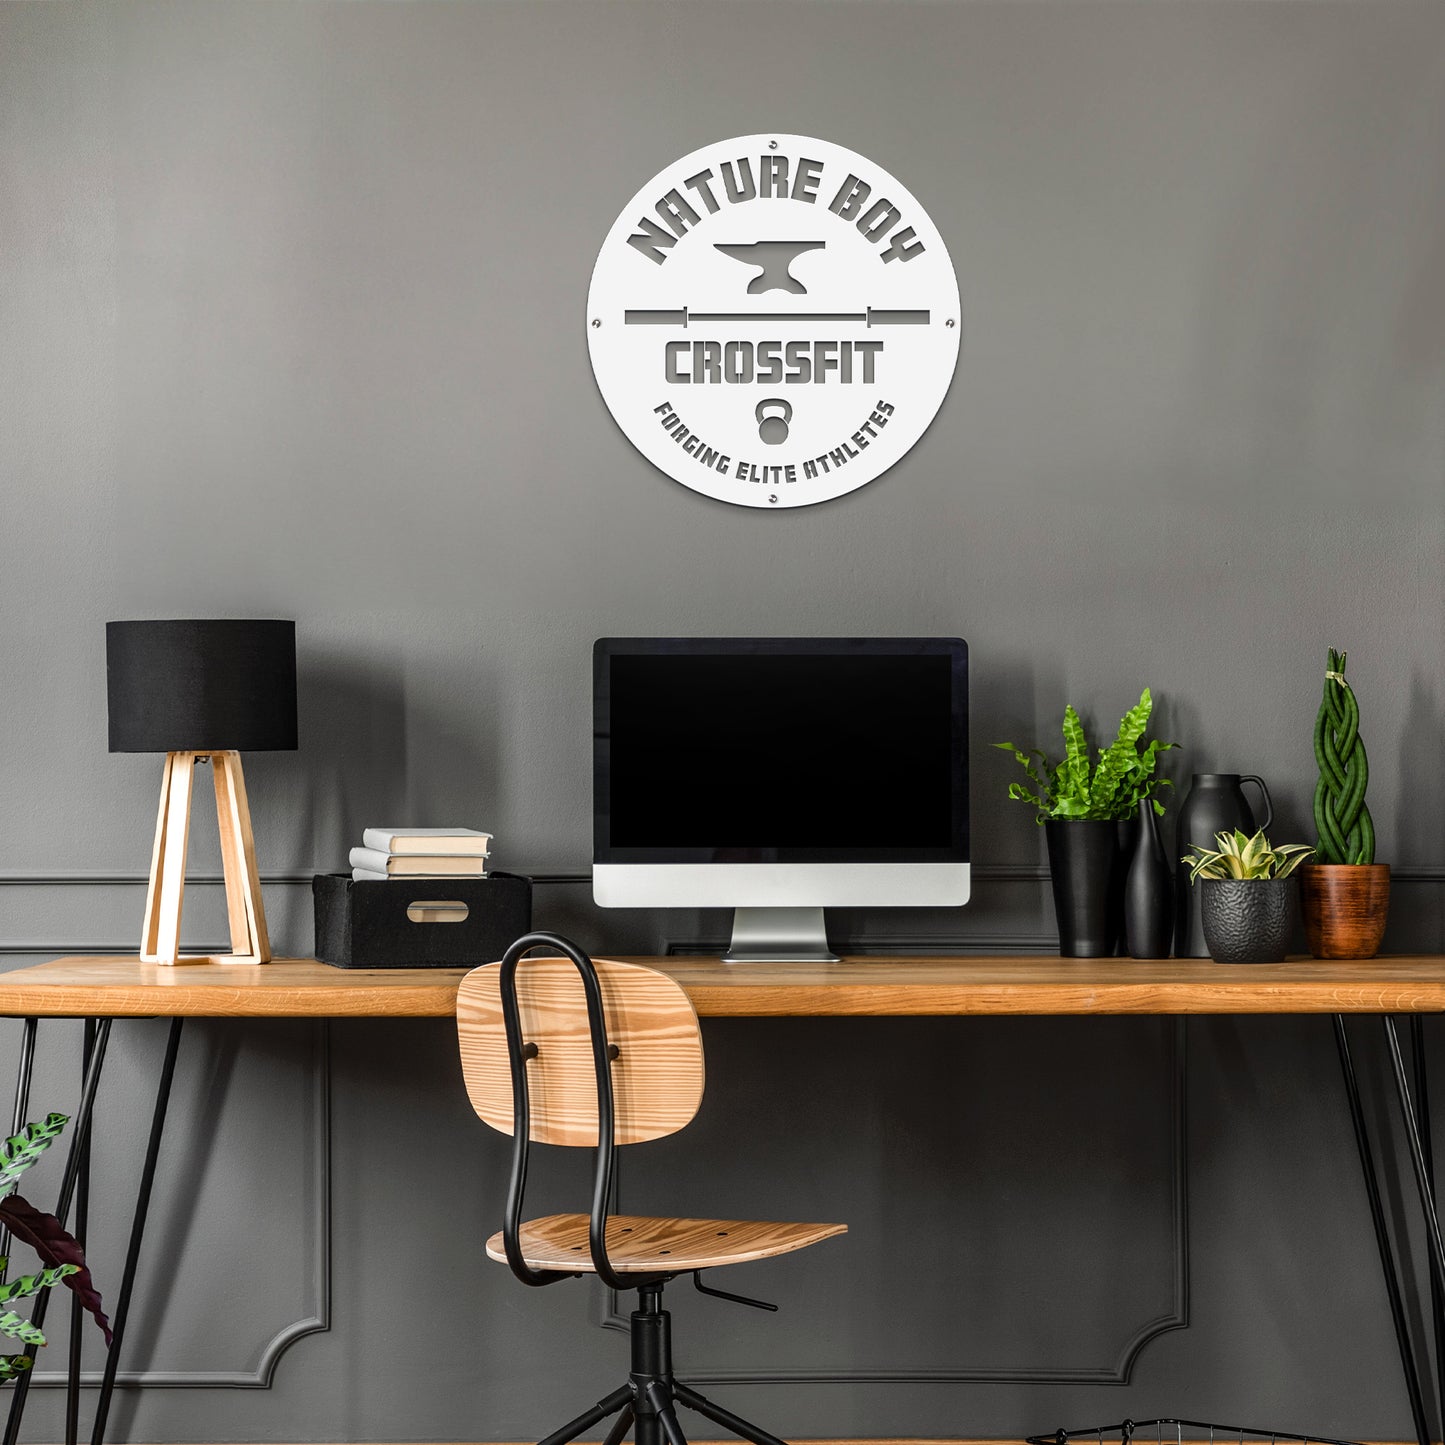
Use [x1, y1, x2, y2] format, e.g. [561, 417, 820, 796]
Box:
[29, 1022, 331, 1390]
[601, 1020, 1189, 1385]
[404, 1440, 1419, 1445]
[667, 933, 1061, 956]
[1, 934, 1062, 958]
[4, 866, 1443, 887]
[0, 942, 239, 956]
[0, 871, 587, 887]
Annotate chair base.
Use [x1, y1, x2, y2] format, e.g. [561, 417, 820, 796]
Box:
[537, 1282, 790, 1445]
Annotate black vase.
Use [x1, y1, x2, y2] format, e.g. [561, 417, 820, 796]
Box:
[1045, 819, 1128, 957]
[1199, 877, 1295, 964]
[1174, 773, 1274, 958]
[1125, 800, 1174, 958]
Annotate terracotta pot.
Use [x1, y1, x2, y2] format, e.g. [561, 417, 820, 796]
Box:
[1300, 863, 1391, 959]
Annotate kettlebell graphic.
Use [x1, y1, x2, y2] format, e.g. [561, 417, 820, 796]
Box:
[755, 398, 792, 445]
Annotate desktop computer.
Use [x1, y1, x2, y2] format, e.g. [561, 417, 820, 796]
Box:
[593, 637, 969, 961]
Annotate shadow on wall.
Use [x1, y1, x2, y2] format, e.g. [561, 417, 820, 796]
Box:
[973, 651, 1041, 869]
[1146, 690, 1198, 862]
[235, 642, 506, 952]
[1399, 671, 1445, 953]
[284, 651, 411, 868]
[388, 651, 504, 830]
[271, 643, 501, 863]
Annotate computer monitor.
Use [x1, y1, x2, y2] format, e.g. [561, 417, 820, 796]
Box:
[593, 638, 969, 962]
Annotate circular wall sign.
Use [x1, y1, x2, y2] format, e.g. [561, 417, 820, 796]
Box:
[586, 133, 961, 509]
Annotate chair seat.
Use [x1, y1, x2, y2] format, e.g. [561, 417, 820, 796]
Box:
[486, 1213, 847, 1273]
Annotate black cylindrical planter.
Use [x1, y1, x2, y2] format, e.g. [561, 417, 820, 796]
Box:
[1045, 819, 1128, 957]
[1199, 876, 1296, 964]
[1125, 799, 1174, 958]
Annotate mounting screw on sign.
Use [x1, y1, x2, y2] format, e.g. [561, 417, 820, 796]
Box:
[586, 133, 961, 509]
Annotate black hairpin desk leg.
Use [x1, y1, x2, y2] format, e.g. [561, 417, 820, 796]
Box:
[1333, 1014, 1430, 1445]
[1382, 1015, 1445, 1321]
[1, 1016, 184, 1445]
[0, 1019, 39, 1289]
[65, 1020, 96, 1445]
[89, 1016, 184, 1445]
[3, 1018, 112, 1445]
[1408, 1013, 1445, 1426]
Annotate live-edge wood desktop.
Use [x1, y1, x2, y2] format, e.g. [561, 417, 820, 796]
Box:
[9, 952, 1445, 1017]
[7, 953, 1445, 1445]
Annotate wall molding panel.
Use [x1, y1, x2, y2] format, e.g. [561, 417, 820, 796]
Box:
[602, 1021, 1189, 1386]
[26, 1022, 332, 1391]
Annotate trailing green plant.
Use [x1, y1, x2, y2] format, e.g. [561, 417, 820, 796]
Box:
[994, 688, 1176, 824]
[1182, 829, 1314, 884]
[0, 1113, 110, 1383]
[1313, 647, 1375, 865]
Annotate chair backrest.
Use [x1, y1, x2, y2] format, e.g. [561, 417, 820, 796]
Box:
[457, 954, 705, 1146]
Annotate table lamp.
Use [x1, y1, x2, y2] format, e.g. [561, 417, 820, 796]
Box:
[107, 620, 297, 966]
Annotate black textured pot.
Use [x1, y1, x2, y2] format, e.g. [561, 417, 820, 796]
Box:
[1174, 773, 1274, 957]
[1199, 877, 1295, 964]
[1045, 819, 1128, 957]
[1125, 799, 1174, 958]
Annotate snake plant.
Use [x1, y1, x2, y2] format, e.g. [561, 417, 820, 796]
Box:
[995, 688, 1176, 824]
[1182, 829, 1314, 884]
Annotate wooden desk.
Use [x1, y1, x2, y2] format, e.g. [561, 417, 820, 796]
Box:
[8, 953, 1445, 1017]
[8, 953, 1445, 1445]
[0, 957, 468, 1018]
[8, 953, 1445, 1023]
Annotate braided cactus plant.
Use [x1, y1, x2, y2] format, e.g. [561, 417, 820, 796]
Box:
[1312, 648, 1375, 866]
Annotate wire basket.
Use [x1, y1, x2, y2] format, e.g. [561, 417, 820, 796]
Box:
[1026, 1418, 1363, 1445]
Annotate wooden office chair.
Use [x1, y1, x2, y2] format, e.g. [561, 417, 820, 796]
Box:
[456, 931, 847, 1445]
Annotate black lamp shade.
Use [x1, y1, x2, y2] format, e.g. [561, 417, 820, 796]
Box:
[107, 620, 298, 753]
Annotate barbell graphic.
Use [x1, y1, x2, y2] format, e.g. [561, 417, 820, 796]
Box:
[622, 307, 931, 327]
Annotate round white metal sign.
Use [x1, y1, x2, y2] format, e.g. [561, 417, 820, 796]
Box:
[586, 133, 960, 509]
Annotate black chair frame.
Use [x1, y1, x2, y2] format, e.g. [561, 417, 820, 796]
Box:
[497, 930, 659, 1292]
[492, 931, 794, 1445]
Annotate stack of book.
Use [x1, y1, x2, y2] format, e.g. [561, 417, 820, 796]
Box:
[349, 828, 494, 882]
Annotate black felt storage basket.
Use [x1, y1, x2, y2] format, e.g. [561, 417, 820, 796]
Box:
[312, 872, 532, 968]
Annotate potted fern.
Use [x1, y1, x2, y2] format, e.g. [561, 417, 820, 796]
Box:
[0, 1113, 110, 1382]
[996, 689, 1175, 956]
[1182, 829, 1313, 964]
[1301, 648, 1391, 958]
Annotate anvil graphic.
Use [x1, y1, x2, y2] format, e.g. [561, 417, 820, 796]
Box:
[714, 240, 826, 295]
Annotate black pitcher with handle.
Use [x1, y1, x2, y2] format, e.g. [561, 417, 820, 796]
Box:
[1174, 773, 1273, 958]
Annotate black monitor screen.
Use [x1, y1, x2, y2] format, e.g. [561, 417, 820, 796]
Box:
[594, 639, 968, 864]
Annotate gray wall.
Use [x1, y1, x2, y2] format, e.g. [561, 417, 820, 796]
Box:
[3, 1, 1445, 1440]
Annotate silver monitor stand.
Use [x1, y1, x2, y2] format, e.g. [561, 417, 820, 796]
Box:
[722, 907, 841, 964]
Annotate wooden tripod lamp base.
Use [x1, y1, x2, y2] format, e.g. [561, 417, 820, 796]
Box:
[141, 751, 272, 966]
